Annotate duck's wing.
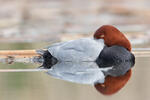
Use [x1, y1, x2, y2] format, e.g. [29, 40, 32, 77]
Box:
[47, 38, 104, 62]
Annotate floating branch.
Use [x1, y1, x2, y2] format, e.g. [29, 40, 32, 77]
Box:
[0, 50, 43, 64]
[0, 50, 39, 57]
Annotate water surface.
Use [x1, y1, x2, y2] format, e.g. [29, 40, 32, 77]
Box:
[0, 42, 149, 100]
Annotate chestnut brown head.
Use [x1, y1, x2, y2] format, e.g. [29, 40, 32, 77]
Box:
[94, 25, 131, 51]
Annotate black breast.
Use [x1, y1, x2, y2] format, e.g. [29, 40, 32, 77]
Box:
[96, 45, 135, 77]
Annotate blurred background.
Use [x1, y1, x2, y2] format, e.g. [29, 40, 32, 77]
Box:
[0, 0, 150, 100]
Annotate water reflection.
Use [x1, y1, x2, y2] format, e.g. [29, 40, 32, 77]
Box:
[47, 62, 105, 84]
[0, 43, 149, 100]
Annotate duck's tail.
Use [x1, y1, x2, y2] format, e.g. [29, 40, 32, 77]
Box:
[36, 50, 58, 69]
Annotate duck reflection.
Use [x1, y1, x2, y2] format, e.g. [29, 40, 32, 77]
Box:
[47, 62, 107, 84]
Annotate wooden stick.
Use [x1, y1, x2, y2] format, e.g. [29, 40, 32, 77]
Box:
[0, 50, 40, 57]
[0, 50, 42, 64]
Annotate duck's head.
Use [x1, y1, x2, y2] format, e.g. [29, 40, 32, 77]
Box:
[93, 25, 134, 95]
[94, 25, 131, 51]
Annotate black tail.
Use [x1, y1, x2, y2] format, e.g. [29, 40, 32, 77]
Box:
[41, 50, 58, 69]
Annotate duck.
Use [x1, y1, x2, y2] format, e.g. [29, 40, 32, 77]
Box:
[37, 25, 135, 95]
[94, 25, 135, 95]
